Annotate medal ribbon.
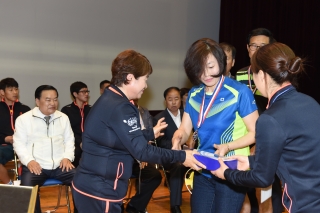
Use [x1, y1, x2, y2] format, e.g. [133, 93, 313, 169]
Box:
[196, 75, 225, 129]
[1, 99, 16, 131]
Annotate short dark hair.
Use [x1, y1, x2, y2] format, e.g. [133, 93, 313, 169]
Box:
[163, 87, 180, 99]
[251, 42, 304, 87]
[0, 78, 19, 90]
[35, 85, 59, 100]
[111, 50, 153, 86]
[184, 38, 226, 85]
[219, 42, 236, 60]
[70, 81, 87, 99]
[247, 28, 276, 45]
[180, 88, 190, 98]
[100, 80, 110, 89]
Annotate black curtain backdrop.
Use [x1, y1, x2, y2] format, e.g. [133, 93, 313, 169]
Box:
[219, 0, 320, 103]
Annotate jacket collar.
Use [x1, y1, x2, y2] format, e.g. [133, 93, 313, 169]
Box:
[32, 107, 62, 120]
[109, 85, 129, 101]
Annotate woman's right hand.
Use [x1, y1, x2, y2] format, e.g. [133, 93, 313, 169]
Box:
[229, 155, 250, 171]
[182, 149, 206, 171]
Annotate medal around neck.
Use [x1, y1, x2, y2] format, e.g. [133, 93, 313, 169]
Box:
[194, 151, 237, 171]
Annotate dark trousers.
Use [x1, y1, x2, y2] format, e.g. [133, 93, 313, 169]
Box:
[247, 175, 283, 213]
[271, 175, 283, 213]
[164, 163, 188, 207]
[73, 189, 123, 213]
[73, 147, 82, 168]
[127, 162, 162, 211]
[21, 165, 77, 213]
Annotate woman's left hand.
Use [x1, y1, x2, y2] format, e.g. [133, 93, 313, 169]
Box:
[213, 143, 229, 157]
[211, 158, 229, 180]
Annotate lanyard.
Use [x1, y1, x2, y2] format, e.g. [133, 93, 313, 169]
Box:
[196, 75, 225, 129]
[1, 99, 16, 131]
[266, 83, 293, 109]
[73, 101, 87, 132]
[247, 66, 257, 94]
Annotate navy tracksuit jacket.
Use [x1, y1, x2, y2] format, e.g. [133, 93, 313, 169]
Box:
[72, 85, 186, 211]
[225, 85, 320, 212]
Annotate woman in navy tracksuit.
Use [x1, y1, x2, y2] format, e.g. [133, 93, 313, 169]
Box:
[213, 43, 320, 213]
[72, 49, 203, 213]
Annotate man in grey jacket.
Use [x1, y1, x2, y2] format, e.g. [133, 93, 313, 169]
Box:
[13, 85, 77, 213]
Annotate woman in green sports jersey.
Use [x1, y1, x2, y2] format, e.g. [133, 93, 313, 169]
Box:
[172, 38, 259, 213]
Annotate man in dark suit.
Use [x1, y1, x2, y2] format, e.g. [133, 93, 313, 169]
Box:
[154, 87, 189, 213]
[125, 100, 162, 213]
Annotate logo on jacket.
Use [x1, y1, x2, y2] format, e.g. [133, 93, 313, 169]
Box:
[123, 117, 140, 132]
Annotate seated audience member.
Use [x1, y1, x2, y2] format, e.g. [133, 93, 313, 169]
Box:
[0, 78, 30, 184]
[61, 81, 91, 167]
[154, 87, 189, 213]
[125, 99, 162, 213]
[13, 85, 77, 213]
[219, 42, 236, 78]
[100, 79, 111, 95]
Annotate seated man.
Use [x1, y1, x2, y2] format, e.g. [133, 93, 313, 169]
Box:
[0, 78, 30, 184]
[61, 81, 91, 167]
[13, 85, 77, 213]
[154, 87, 189, 213]
[125, 99, 162, 213]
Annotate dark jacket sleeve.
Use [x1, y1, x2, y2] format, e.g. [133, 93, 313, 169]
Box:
[141, 127, 155, 141]
[0, 134, 6, 145]
[224, 114, 285, 188]
[110, 104, 186, 165]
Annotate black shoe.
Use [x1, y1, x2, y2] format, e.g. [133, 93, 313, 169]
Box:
[126, 204, 146, 213]
[170, 205, 182, 213]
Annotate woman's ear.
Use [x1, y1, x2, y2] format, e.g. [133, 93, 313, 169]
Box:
[126, 74, 134, 82]
[258, 70, 265, 82]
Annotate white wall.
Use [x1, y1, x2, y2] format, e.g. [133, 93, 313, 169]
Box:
[0, 0, 220, 110]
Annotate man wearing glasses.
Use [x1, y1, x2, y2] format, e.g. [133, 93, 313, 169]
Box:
[62, 81, 91, 167]
[236, 28, 276, 114]
[236, 28, 282, 213]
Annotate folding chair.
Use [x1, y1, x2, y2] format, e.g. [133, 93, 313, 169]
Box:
[123, 175, 138, 203]
[40, 179, 71, 213]
[151, 140, 171, 200]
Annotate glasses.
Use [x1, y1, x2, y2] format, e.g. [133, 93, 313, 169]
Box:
[78, 90, 90, 94]
[248, 44, 266, 51]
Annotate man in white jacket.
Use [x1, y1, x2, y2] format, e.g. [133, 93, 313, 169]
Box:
[13, 85, 77, 213]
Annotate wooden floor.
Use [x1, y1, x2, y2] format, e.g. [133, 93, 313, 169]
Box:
[39, 178, 191, 213]
[4, 168, 286, 213]
[39, 179, 287, 213]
